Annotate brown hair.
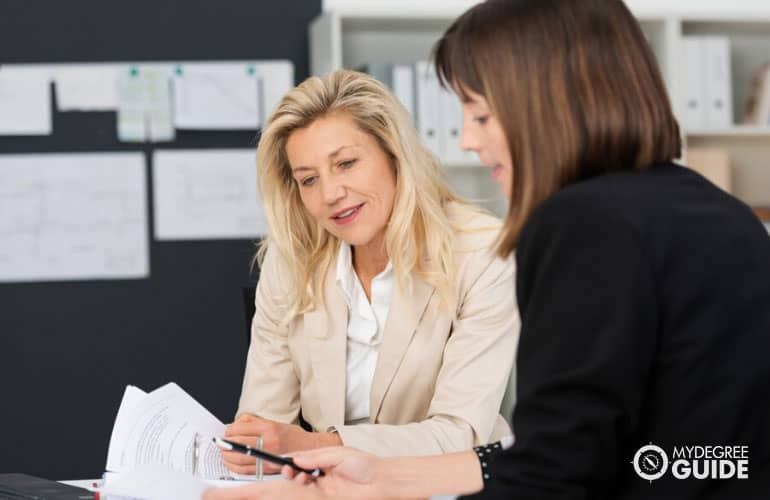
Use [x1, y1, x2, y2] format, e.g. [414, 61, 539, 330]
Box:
[434, 0, 681, 256]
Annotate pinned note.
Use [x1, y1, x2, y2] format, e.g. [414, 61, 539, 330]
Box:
[54, 64, 119, 111]
[173, 63, 261, 130]
[0, 153, 149, 282]
[117, 66, 174, 142]
[153, 149, 267, 240]
[0, 67, 52, 135]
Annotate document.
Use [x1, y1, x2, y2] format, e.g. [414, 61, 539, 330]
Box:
[173, 63, 261, 130]
[54, 64, 119, 111]
[152, 149, 268, 240]
[102, 383, 273, 499]
[102, 384, 457, 500]
[101, 465, 262, 500]
[0, 153, 149, 282]
[106, 383, 229, 477]
[254, 60, 294, 121]
[0, 66, 52, 135]
[117, 66, 175, 142]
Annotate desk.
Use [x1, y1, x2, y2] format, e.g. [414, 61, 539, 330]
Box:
[60, 480, 99, 491]
[61, 478, 458, 499]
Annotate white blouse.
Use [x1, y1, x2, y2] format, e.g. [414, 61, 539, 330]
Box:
[335, 242, 395, 424]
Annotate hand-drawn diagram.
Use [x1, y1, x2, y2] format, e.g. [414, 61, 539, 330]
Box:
[152, 149, 267, 240]
[0, 153, 148, 282]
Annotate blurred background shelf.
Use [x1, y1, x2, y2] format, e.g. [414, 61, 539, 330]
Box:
[311, 4, 770, 210]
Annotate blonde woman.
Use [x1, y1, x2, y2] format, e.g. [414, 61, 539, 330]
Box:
[221, 70, 519, 474]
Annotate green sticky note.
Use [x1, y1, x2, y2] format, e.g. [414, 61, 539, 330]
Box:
[130, 66, 139, 77]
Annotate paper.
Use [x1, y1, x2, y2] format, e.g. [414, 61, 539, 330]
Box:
[117, 66, 175, 142]
[254, 60, 294, 121]
[54, 64, 119, 111]
[0, 66, 52, 135]
[104, 382, 279, 500]
[106, 383, 230, 478]
[152, 149, 267, 240]
[0, 153, 149, 282]
[101, 466, 281, 500]
[102, 465, 210, 500]
[173, 63, 260, 130]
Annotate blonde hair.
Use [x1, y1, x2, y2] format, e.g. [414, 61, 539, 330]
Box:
[256, 69, 469, 321]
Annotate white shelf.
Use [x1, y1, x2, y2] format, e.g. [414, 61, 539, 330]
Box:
[443, 159, 483, 169]
[686, 126, 770, 138]
[309, 7, 770, 207]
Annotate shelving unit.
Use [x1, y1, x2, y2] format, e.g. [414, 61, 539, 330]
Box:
[309, 6, 770, 212]
[310, 10, 506, 214]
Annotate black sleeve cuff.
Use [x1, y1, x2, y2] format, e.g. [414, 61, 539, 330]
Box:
[473, 441, 506, 485]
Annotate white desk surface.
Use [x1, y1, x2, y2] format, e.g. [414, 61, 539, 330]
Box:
[60, 478, 458, 499]
[60, 479, 100, 491]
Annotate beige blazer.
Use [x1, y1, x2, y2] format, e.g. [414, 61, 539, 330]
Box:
[237, 208, 520, 456]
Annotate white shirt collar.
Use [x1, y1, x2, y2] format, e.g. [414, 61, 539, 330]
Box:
[335, 241, 393, 305]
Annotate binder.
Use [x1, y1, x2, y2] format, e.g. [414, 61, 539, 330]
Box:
[415, 60, 441, 156]
[681, 37, 707, 131]
[255, 61, 294, 125]
[359, 63, 393, 87]
[703, 37, 733, 129]
[392, 64, 416, 119]
[359, 63, 416, 121]
[439, 84, 464, 163]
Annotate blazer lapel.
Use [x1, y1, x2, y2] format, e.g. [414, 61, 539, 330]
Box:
[369, 276, 436, 421]
[308, 264, 348, 427]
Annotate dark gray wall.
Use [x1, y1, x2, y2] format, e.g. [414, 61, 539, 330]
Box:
[0, 0, 321, 479]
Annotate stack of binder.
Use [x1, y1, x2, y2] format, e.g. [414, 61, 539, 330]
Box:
[680, 36, 733, 131]
[360, 62, 478, 165]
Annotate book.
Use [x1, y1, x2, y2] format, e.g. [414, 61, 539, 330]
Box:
[743, 63, 770, 126]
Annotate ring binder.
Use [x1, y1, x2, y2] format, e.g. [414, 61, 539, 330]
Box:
[192, 432, 201, 476]
[256, 436, 264, 481]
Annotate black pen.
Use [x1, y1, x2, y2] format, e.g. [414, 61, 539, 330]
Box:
[213, 437, 325, 477]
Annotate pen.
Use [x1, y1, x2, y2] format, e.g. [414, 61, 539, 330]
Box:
[213, 437, 325, 477]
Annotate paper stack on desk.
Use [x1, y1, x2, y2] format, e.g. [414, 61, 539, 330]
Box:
[105, 383, 231, 478]
[101, 383, 265, 500]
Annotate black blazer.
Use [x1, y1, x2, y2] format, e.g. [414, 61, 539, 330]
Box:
[468, 163, 770, 499]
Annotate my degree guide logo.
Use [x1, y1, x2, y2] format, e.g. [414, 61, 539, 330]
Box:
[632, 443, 749, 482]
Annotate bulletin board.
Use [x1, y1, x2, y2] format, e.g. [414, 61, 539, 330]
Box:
[0, 0, 320, 478]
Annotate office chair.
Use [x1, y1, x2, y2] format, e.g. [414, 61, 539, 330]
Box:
[241, 284, 257, 346]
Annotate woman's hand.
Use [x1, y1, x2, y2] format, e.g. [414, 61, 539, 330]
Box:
[221, 414, 342, 475]
[283, 446, 391, 499]
[204, 447, 392, 500]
